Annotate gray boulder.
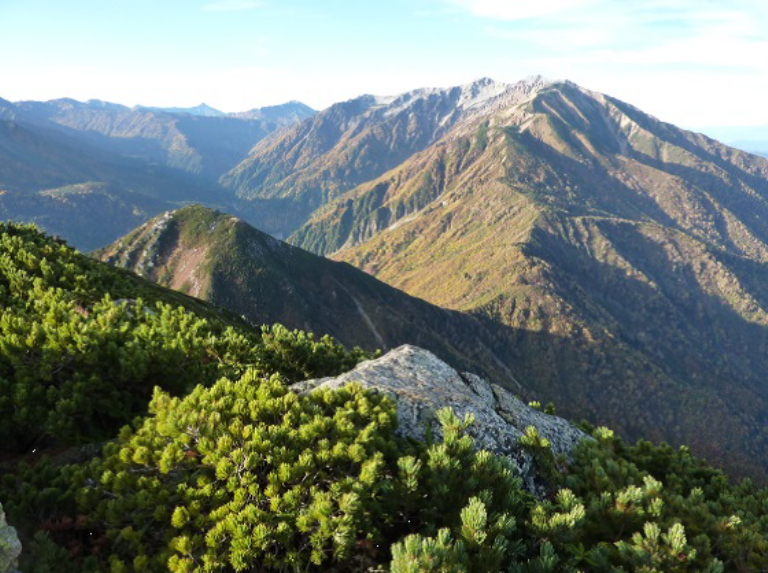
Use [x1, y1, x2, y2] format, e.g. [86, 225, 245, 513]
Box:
[292, 345, 589, 494]
[0, 503, 21, 573]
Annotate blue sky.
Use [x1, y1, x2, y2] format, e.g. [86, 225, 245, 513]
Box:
[1, 0, 767, 128]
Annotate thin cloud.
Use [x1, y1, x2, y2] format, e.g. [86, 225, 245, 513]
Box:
[202, 0, 265, 13]
[447, 0, 596, 21]
[447, 0, 768, 24]
[471, 0, 768, 70]
[443, 0, 768, 126]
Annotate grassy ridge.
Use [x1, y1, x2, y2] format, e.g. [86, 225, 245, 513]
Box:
[96, 205, 543, 388]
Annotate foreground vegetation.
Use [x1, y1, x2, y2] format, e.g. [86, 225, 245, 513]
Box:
[1, 222, 767, 571]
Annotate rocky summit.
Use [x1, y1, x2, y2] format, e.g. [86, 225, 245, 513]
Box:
[293, 345, 588, 494]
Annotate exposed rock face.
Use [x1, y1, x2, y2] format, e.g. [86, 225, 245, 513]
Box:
[0, 503, 21, 573]
[292, 345, 589, 493]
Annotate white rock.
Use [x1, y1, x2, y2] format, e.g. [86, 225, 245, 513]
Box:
[292, 345, 589, 494]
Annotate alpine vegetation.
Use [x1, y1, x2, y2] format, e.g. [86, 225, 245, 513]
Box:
[1, 223, 767, 571]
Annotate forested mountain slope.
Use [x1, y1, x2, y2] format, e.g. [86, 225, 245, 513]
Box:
[0, 117, 234, 250]
[0, 183, 171, 252]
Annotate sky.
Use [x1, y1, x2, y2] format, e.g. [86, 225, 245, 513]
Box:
[1, 0, 767, 129]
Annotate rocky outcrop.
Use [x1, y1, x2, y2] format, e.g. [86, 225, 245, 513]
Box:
[292, 345, 589, 494]
[0, 503, 21, 573]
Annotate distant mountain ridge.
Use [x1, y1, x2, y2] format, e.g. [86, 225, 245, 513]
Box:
[134, 100, 316, 125]
[222, 77, 549, 237]
[230, 100, 316, 125]
[3, 96, 315, 180]
[0, 95, 315, 248]
[701, 124, 768, 157]
[134, 102, 226, 117]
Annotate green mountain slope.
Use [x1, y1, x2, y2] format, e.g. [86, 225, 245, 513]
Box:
[291, 81, 768, 480]
[0, 219, 370, 457]
[0, 183, 172, 251]
[95, 205, 535, 386]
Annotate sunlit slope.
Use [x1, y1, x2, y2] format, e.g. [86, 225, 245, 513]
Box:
[96, 205, 528, 384]
[222, 78, 548, 236]
[294, 81, 768, 479]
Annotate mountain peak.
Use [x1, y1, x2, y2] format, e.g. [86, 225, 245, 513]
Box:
[523, 73, 551, 85]
[95, 204, 524, 373]
[466, 76, 496, 86]
[133, 103, 226, 117]
[222, 75, 561, 235]
[456, 77, 510, 109]
[191, 103, 224, 116]
[85, 99, 129, 112]
[232, 101, 316, 123]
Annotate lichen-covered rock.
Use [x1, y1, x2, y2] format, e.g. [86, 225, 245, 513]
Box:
[292, 345, 589, 494]
[0, 503, 21, 573]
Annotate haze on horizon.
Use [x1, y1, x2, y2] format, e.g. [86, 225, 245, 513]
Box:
[2, 0, 767, 131]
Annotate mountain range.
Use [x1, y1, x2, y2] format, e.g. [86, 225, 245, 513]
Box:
[222, 77, 547, 237]
[7, 78, 768, 480]
[0, 97, 316, 179]
[0, 96, 315, 249]
[290, 78, 768, 479]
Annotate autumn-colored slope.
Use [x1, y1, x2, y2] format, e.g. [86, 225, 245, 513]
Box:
[292, 81, 768, 480]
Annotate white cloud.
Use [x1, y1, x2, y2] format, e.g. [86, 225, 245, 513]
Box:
[448, 0, 768, 24]
[449, 0, 768, 58]
[202, 0, 264, 13]
[447, 0, 595, 20]
[444, 0, 768, 127]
